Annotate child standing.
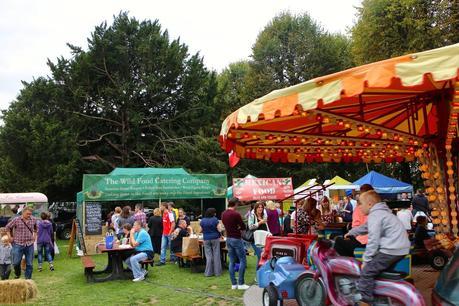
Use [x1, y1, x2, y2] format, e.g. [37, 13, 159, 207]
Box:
[37, 212, 54, 272]
[356, 191, 410, 305]
[0, 235, 12, 280]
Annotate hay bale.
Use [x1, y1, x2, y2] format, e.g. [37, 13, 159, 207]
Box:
[0, 279, 38, 304]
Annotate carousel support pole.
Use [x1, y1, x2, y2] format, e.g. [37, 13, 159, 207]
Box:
[417, 145, 446, 233]
[444, 82, 459, 237]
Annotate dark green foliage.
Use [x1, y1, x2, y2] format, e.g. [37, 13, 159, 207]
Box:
[0, 13, 219, 200]
[2, 6, 444, 199]
[0, 78, 81, 200]
[245, 12, 354, 101]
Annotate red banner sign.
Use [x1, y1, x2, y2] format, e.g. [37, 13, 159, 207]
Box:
[232, 177, 294, 201]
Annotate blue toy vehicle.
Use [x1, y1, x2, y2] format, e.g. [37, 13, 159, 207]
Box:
[257, 256, 307, 306]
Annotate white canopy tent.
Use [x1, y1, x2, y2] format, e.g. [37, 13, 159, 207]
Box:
[293, 179, 324, 201]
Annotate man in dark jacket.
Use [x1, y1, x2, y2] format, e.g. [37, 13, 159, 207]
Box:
[412, 189, 429, 216]
[283, 209, 294, 235]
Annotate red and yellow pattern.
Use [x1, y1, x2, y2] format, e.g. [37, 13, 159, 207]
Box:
[219, 43, 459, 164]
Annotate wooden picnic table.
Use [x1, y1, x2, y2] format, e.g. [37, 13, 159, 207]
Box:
[93, 245, 135, 282]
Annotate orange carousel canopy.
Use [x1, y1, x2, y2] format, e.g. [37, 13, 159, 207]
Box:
[219, 43, 459, 164]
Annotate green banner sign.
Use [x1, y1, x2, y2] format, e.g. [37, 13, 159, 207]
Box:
[82, 174, 227, 201]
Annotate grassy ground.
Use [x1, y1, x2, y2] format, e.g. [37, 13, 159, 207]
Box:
[25, 240, 257, 306]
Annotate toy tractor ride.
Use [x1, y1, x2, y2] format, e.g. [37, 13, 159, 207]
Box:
[257, 234, 317, 306]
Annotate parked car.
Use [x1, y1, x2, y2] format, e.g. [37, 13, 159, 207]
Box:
[432, 246, 459, 305]
[49, 202, 77, 240]
[56, 219, 74, 240]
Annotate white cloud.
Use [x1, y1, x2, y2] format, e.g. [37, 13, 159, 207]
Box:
[0, 0, 361, 110]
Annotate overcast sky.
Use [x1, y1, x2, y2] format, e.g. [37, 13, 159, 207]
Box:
[0, 0, 361, 110]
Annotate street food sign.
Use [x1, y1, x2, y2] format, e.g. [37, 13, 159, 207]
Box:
[232, 177, 293, 201]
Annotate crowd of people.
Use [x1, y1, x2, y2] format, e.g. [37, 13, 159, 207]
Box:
[0, 185, 434, 299]
[106, 202, 225, 282]
[0, 207, 57, 280]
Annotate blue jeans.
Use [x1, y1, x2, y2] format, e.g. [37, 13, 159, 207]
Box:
[160, 235, 177, 263]
[37, 243, 53, 266]
[12, 243, 34, 279]
[227, 238, 247, 285]
[125, 252, 148, 279]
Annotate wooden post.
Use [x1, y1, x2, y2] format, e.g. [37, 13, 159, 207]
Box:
[67, 219, 77, 257]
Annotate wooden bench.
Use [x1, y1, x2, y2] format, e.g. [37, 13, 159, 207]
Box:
[81, 256, 96, 283]
[140, 259, 154, 270]
[174, 252, 203, 272]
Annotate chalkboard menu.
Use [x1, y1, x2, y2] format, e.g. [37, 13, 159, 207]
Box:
[75, 218, 87, 254]
[85, 202, 102, 235]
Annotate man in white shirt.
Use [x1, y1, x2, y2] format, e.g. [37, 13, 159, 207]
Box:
[397, 206, 413, 231]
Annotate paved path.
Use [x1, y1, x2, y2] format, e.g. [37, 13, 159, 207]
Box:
[244, 265, 438, 306]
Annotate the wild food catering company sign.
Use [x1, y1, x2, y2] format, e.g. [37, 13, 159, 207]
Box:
[232, 177, 294, 201]
[82, 174, 227, 201]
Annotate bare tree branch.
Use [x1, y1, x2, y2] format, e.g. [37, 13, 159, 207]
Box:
[77, 132, 121, 146]
[141, 106, 207, 128]
[82, 154, 116, 169]
[102, 55, 119, 89]
[131, 150, 155, 167]
[104, 137, 124, 154]
[71, 110, 122, 126]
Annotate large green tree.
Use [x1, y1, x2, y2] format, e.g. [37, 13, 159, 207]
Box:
[0, 13, 220, 200]
[350, 0, 459, 187]
[47, 13, 218, 171]
[351, 0, 459, 65]
[245, 12, 354, 100]
[0, 78, 82, 200]
[216, 61, 251, 120]
[218, 12, 360, 184]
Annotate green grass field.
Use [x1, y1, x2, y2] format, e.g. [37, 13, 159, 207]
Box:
[26, 240, 257, 306]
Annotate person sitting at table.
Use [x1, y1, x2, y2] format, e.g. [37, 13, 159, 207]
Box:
[170, 220, 190, 255]
[319, 196, 337, 225]
[124, 221, 154, 282]
[296, 198, 324, 234]
[178, 208, 191, 226]
[121, 223, 132, 242]
[200, 208, 222, 277]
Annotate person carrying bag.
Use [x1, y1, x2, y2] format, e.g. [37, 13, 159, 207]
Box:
[246, 202, 269, 265]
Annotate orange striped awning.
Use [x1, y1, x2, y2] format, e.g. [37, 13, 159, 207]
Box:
[219, 43, 459, 164]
